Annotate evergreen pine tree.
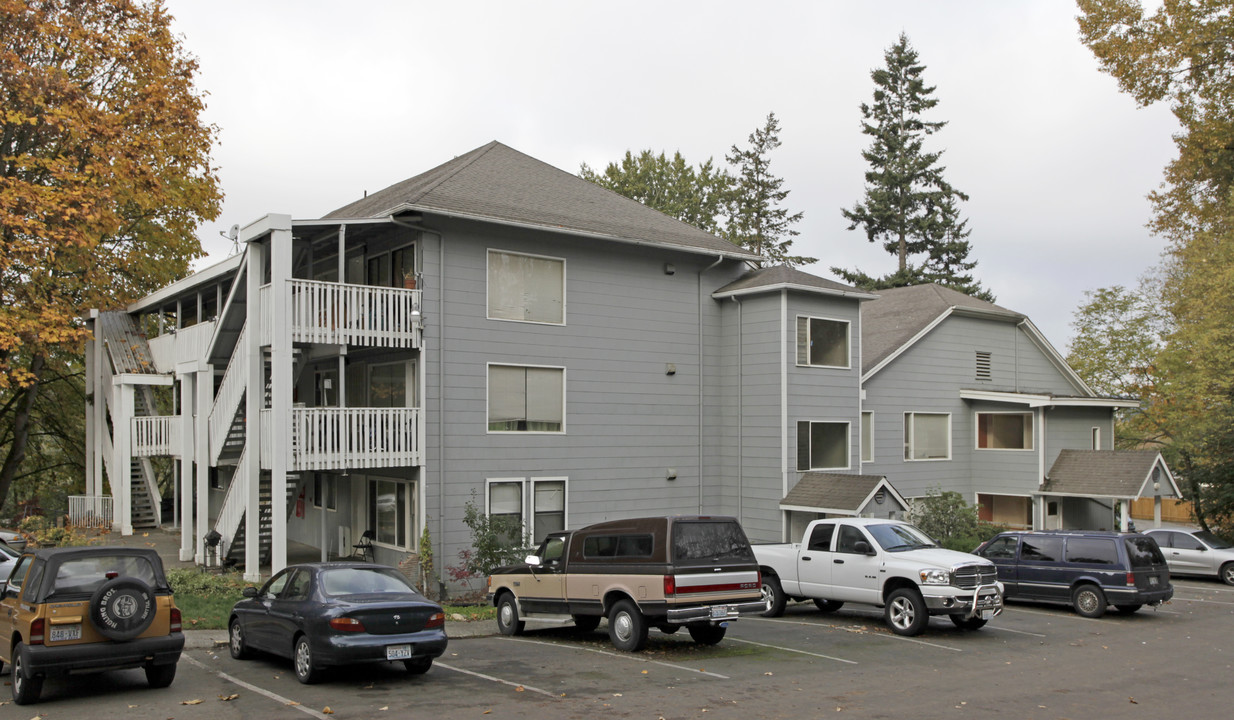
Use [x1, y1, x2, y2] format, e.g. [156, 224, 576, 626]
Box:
[726, 113, 815, 267]
[836, 33, 991, 300]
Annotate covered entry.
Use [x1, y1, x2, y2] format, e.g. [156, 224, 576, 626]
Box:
[780, 473, 909, 542]
[1037, 450, 1182, 531]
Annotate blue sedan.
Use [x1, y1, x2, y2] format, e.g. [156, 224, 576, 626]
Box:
[228, 562, 447, 683]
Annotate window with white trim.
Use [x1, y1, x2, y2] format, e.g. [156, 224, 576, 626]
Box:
[861, 412, 873, 463]
[1091, 426, 1101, 450]
[488, 249, 565, 324]
[488, 364, 564, 432]
[313, 473, 337, 511]
[904, 412, 950, 461]
[367, 477, 415, 549]
[976, 412, 1034, 450]
[796, 316, 850, 368]
[796, 421, 850, 471]
[486, 478, 568, 544]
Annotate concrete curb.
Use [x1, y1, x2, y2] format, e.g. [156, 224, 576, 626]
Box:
[183, 620, 498, 650]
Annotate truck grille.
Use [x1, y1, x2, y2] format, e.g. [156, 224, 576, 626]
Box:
[953, 564, 998, 589]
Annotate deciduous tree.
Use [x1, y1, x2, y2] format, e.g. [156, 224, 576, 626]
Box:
[837, 33, 990, 300]
[0, 0, 221, 514]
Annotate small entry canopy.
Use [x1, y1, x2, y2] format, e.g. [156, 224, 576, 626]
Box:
[781, 473, 909, 517]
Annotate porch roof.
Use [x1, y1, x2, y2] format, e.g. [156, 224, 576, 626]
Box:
[781, 473, 908, 516]
[1040, 450, 1182, 500]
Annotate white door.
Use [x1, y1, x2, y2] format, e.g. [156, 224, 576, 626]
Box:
[829, 525, 882, 604]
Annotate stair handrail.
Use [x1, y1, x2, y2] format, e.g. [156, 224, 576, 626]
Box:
[209, 323, 248, 464]
[134, 386, 164, 523]
[212, 444, 250, 559]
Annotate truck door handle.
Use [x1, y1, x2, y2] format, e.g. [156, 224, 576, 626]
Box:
[801, 556, 811, 562]
[834, 559, 845, 564]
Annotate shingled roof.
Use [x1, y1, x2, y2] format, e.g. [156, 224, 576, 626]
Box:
[712, 265, 877, 299]
[860, 284, 1022, 374]
[781, 473, 908, 515]
[1041, 450, 1180, 499]
[324, 141, 759, 261]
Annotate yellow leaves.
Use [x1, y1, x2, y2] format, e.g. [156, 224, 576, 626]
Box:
[180, 699, 203, 705]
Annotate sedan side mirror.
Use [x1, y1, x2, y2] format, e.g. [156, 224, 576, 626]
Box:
[242, 586, 259, 598]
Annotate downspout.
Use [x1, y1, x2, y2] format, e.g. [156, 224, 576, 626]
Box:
[731, 295, 743, 524]
[698, 255, 723, 513]
[391, 216, 442, 593]
[781, 289, 788, 540]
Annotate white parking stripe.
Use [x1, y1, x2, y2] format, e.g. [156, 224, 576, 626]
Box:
[747, 616, 962, 652]
[503, 636, 730, 679]
[984, 625, 1046, 637]
[727, 637, 857, 664]
[1172, 581, 1234, 594]
[1166, 596, 1234, 606]
[434, 661, 558, 697]
[183, 654, 333, 720]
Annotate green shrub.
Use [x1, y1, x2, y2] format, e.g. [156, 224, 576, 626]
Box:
[18, 516, 93, 547]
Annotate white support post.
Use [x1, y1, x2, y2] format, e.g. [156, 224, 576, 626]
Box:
[85, 326, 95, 498]
[1153, 496, 1162, 528]
[1119, 499, 1130, 532]
[195, 367, 211, 564]
[244, 234, 267, 581]
[179, 373, 194, 561]
[113, 383, 135, 535]
[269, 222, 293, 575]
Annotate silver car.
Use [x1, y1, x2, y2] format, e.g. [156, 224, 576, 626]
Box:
[1143, 528, 1234, 585]
[0, 529, 26, 553]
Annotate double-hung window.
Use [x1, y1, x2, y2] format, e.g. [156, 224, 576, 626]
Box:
[796, 316, 850, 368]
[976, 412, 1034, 450]
[796, 421, 850, 471]
[487, 478, 567, 543]
[488, 250, 565, 324]
[488, 364, 564, 432]
[367, 477, 414, 549]
[904, 412, 950, 461]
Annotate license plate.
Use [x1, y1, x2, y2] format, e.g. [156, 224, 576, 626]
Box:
[50, 624, 82, 642]
[386, 644, 412, 660]
[979, 610, 991, 621]
[710, 606, 728, 619]
[1149, 576, 1159, 587]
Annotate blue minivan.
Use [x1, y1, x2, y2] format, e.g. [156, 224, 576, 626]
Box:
[974, 530, 1172, 618]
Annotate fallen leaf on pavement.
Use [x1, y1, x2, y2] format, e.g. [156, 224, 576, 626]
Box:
[181, 699, 203, 705]
[516, 686, 525, 692]
[323, 707, 335, 715]
[218, 694, 238, 701]
[1130, 698, 1138, 704]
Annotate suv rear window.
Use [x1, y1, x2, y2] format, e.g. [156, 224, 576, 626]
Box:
[1021, 536, 1062, 562]
[1064, 538, 1117, 565]
[48, 555, 158, 597]
[672, 521, 754, 563]
[1124, 536, 1167, 569]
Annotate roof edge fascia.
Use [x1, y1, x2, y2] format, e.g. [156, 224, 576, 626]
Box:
[862, 307, 955, 383]
[958, 389, 1140, 409]
[713, 282, 879, 301]
[1016, 317, 1096, 396]
[127, 252, 244, 315]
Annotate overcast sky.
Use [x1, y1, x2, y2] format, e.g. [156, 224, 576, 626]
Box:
[164, 0, 1178, 352]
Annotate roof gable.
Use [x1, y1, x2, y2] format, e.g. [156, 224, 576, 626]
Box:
[324, 141, 758, 260]
[781, 473, 908, 515]
[1041, 450, 1181, 499]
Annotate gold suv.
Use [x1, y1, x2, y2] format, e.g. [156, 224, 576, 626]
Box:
[0, 546, 184, 705]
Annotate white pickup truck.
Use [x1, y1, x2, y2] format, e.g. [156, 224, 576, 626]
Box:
[754, 517, 1004, 636]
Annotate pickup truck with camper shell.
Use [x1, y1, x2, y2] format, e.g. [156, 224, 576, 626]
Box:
[486, 515, 765, 652]
[754, 517, 1004, 636]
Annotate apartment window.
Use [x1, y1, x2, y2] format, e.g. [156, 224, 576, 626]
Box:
[488, 249, 565, 324]
[487, 478, 568, 544]
[369, 362, 411, 408]
[975, 351, 992, 381]
[393, 245, 416, 288]
[488, 364, 564, 432]
[1091, 427, 1101, 450]
[209, 466, 221, 491]
[532, 479, 566, 539]
[367, 253, 390, 287]
[313, 473, 336, 511]
[976, 412, 1034, 450]
[796, 316, 850, 368]
[367, 478, 413, 549]
[796, 421, 850, 471]
[904, 412, 950, 461]
[861, 412, 873, 463]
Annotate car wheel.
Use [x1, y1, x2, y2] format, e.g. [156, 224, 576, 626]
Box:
[949, 614, 988, 630]
[1221, 562, 1234, 586]
[687, 623, 726, 646]
[657, 624, 680, 634]
[760, 574, 786, 617]
[89, 577, 156, 641]
[1072, 584, 1107, 619]
[229, 618, 251, 660]
[572, 614, 601, 633]
[403, 657, 432, 675]
[607, 599, 648, 652]
[145, 662, 177, 688]
[496, 593, 525, 636]
[11, 642, 43, 705]
[293, 635, 321, 684]
[1114, 604, 1142, 614]
[813, 598, 844, 613]
[884, 588, 929, 636]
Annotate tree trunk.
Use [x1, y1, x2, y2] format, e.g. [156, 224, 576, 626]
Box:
[0, 353, 46, 516]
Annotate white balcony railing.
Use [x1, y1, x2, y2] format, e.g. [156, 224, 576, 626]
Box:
[209, 323, 248, 463]
[148, 320, 216, 374]
[259, 407, 421, 471]
[68, 495, 114, 529]
[132, 415, 180, 457]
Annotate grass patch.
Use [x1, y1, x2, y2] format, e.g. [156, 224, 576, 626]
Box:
[443, 604, 497, 621]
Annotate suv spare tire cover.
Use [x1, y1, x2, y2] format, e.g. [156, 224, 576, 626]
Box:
[90, 577, 156, 641]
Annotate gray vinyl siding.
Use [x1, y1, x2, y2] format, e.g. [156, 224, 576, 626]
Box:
[1046, 407, 1114, 459]
[418, 217, 747, 571]
[863, 316, 1096, 502]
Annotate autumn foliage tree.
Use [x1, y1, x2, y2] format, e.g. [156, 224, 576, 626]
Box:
[0, 0, 221, 514]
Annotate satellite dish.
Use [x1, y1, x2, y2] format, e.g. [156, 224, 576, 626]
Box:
[219, 224, 240, 255]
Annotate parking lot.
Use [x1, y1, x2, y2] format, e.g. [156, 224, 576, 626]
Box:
[9, 577, 1232, 719]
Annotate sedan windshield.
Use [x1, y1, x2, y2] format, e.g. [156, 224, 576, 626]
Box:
[1195, 531, 1233, 550]
[867, 523, 938, 551]
[321, 567, 416, 596]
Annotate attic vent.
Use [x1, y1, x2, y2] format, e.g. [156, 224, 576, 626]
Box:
[975, 351, 992, 381]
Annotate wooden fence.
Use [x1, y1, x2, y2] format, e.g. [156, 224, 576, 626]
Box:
[1130, 497, 1194, 524]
